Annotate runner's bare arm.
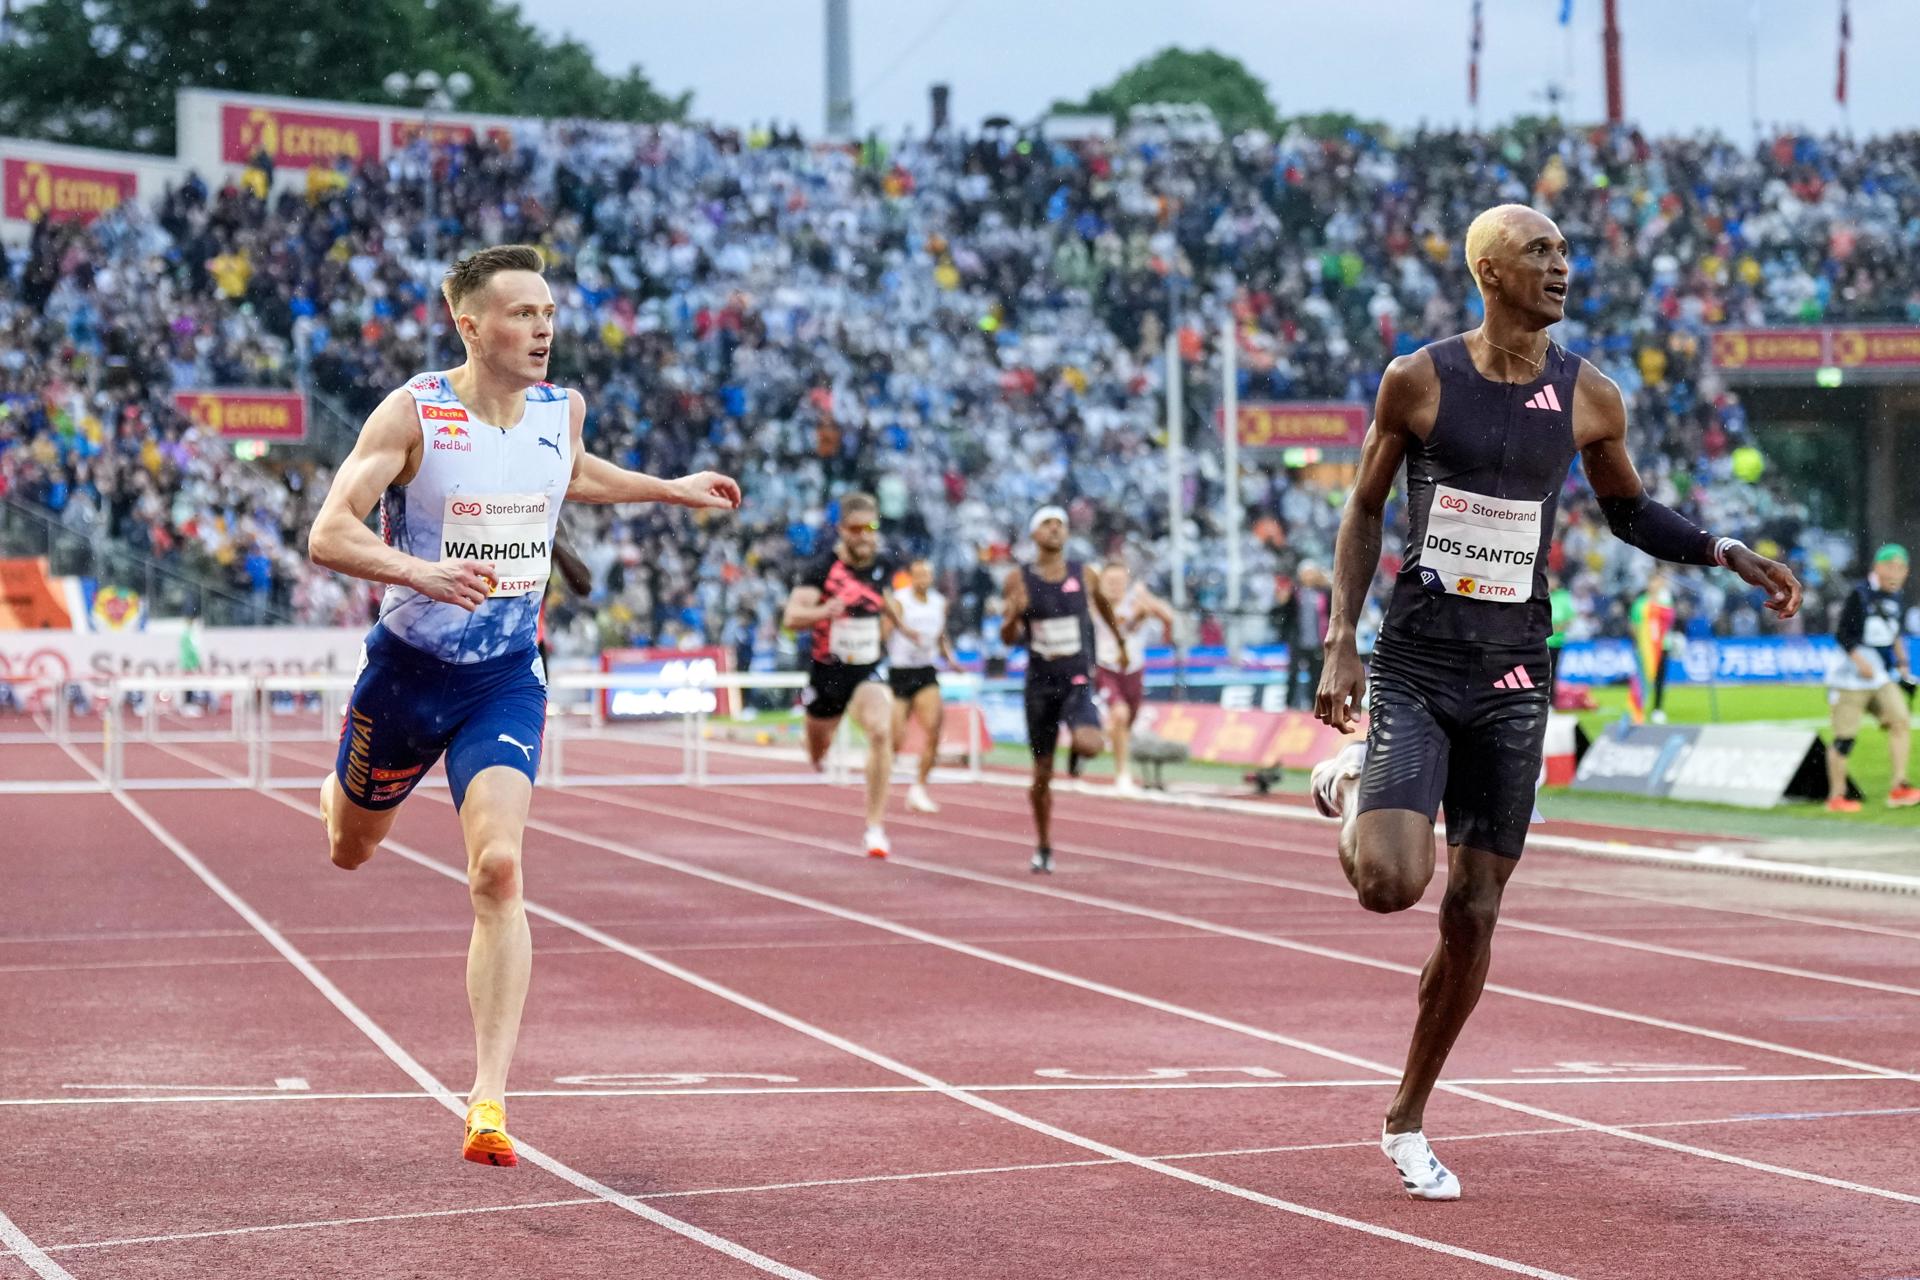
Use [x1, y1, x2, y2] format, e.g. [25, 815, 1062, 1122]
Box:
[307, 388, 495, 611]
[999, 568, 1028, 646]
[1576, 366, 1802, 618]
[782, 585, 845, 631]
[1317, 356, 1422, 732]
[883, 592, 923, 647]
[1087, 566, 1130, 671]
[562, 391, 741, 509]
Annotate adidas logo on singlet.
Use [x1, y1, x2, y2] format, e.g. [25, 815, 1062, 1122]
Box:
[1522, 385, 1563, 412]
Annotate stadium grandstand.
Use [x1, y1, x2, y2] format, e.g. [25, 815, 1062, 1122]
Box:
[7, 114, 1913, 654]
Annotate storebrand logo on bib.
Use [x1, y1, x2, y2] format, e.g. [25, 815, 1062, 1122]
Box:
[450, 500, 483, 516]
[1438, 494, 1470, 512]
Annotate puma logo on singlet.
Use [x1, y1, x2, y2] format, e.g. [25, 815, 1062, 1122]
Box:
[1522, 385, 1563, 412]
[497, 733, 535, 760]
[538, 434, 562, 458]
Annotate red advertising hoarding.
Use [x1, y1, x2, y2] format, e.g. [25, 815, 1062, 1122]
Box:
[1133, 703, 1360, 770]
[390, 120, 515, 150]
[3, 158, 138, 226]
[1710, 326, 1920, 374]
[1217, 402, 1369, 450]
[171, 390, 308, 441]
[221, 104, 382, 167]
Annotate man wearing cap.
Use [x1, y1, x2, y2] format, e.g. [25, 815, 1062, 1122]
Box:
[1002, 506, 1129, 872]
[1825, 544, 1919, 812]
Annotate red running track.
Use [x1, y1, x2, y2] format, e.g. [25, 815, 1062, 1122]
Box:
[3, 736, 1919, 1279]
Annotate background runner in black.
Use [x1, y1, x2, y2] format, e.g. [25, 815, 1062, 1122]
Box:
[781, 492, 915, 858]
[1308, 204, 1802, 1202]
[1002, 506, 1127, 873]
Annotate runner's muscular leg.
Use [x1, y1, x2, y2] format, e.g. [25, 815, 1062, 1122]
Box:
[850, 681, 895, 826]
[1344, 807, 1438, 912]
[321, 770, 401, 870]
[1385, 841, 1517, 1134]
[912, 683, 943, 783]
[805, 712, 840, 769]
[459, 765, 534, 1107]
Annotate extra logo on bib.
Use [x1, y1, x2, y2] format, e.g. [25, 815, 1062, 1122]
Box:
[1420, 484, 1541, 602]
[442, 493, 552, 597]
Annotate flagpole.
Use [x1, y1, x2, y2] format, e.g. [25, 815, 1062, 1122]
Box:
[1746, 0, 1761, 145]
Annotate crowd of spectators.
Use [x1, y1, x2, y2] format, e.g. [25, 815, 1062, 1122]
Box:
[4, 112, 1917, 662]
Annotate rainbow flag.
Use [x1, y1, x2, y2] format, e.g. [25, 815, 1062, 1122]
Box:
[1626, 587, 1675, 724]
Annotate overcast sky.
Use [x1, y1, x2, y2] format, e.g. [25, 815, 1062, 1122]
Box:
[529, 0, 1915, 141]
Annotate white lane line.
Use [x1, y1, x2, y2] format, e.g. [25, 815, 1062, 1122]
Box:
[585, 787, 1920, 1084]
[977, 770, 1920, 895]
[18, 1103, 1920, 1265]
[522, 787, 1920, 1207]
[0, 1210, 76, 1280]
[111, 791, 819, 1280]
[3, 1072, 1887, 1109]
[563, 737, 1920, 940]
[759, 787, 1920, 1001]
[254, 790, 1578, 1280]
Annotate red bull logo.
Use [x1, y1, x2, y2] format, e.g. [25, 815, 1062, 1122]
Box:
[432, 421, 472, 452]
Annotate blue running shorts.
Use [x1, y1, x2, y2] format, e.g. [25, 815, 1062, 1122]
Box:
[334, 623, 547, 811]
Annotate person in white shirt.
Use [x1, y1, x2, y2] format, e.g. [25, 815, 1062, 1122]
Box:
[1092, 559, 1177, 792]
[888, 558, 956, 812]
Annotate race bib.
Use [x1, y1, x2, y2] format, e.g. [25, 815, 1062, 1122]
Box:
[1419, 485, 1542, 603]
[1031, 616, 1083, 659]
[440, 493, 552, 597]
[829, 616, 882, 665]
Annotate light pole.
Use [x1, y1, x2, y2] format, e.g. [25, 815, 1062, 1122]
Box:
[384, 68, 472, 371]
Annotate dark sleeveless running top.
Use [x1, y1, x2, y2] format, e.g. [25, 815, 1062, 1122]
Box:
[1381, 333, 1582, 648]
[1021, 560, 1093, 679]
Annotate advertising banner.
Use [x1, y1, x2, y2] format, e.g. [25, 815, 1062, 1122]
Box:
[1131, 703, 1356, 770]
[1709, 325, 1920, 376]
[1554, 635, 1844, 686]
[0, 627, 365, 687]
[1216, 402, 1368, 450]
[221, 103, 382, 167]
[3, 157, 137, 226]
[601, 647, 735, 719]
[0, 558, 80, 631]
[1573, 722, 1828, 808]
[171, 389, 308, 441]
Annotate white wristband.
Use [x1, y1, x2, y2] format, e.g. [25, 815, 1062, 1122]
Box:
[1711, 537, 1744, 568]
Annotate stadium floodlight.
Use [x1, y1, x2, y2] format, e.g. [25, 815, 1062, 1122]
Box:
[447, 71, 473, 100]
[383, 71, 411, 100]
[413, 69, 443, 94]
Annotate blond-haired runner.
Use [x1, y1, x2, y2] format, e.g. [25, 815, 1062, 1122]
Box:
[309, 244, 741, 1166]
[1091, 559, 1176, 792]
[1308, 205, 1800, 1199]
[888, 557, 956, 813]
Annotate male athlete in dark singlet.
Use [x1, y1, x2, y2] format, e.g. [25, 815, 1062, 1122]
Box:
[1002, 506, 1128, 873]
[781, 492, 916, 858]
[1308, 205, 1801, 1199]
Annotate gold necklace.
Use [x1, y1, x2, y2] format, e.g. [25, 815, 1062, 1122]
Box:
[1483, 335, 1548, 373]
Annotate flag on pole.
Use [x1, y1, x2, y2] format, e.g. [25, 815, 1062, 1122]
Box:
[1469, 0, 1484, 107]
[1626, 584, 1675, 725]
[1836, 0, 1851, 105]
